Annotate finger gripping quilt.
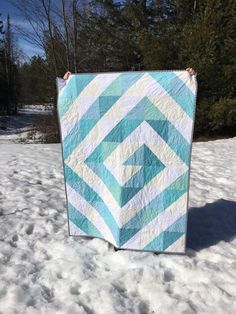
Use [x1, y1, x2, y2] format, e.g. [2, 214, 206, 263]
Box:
[57, 70, 197, 253]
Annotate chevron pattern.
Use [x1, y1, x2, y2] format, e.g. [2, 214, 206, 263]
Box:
[57, 70, 197, 253]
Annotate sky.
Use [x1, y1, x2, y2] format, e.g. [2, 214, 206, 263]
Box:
[0, 0, 124, 59]
[0, 0, 44, 58]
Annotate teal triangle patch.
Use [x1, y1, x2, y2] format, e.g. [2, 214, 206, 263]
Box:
[123, 144, 145, 165]
[144, 232, 164, 251]
[119, 228, 141, 246]
[143, 145, 164, 166]
[120, 187, 141, 206]
[99, 96, 120, 116]
[105, 120, 140, 143]
[162, 231, 184, 250]
[124, 144, 164, 167]
[85, 145, 103, 162]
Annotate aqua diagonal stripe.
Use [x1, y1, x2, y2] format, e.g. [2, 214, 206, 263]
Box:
[68, 202, 102, 238]
[119, 171, 188, 246]
[149, 71, 195, 119]
[58, 74, 97, 118]
[144, 214, 186, 251]
[62, 72, 144, 160]
[147, 120, 190, 165]
[65, 164, 120, 245]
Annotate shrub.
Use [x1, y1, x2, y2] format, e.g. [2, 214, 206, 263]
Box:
[194, 98, 213, 138]
[209, 98, 236, 135]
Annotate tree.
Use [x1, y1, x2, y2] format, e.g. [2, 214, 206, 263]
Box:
[5, 15, 19, 114]
[0, 13, 8, 115]
[0, 14, 19, 115]
[72, 0, 78, 72]
[19, 56, 52, 104]
[61, 0, 70, 70]
[178, 0, 236, 136]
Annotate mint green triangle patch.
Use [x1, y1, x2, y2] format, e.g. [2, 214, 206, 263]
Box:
[101, 142, 120, 160]
[144, 98, 167, 120]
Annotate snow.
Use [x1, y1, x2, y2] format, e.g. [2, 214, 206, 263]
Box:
[0, 107, 52, 143]
[0, 120, 236, 313]
[20, 104, 54, 113]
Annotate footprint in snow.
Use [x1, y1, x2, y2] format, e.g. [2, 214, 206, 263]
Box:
[25, 224, 34, 235]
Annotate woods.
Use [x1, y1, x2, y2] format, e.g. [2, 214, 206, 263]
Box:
[0, 0, 235, 139]
[0, 14, 19, 115]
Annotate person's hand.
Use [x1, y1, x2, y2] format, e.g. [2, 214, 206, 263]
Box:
[186, 68, 197, 76]
[63, 71, 71, 80]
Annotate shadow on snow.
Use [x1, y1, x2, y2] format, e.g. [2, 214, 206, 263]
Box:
[187, 199, 236, 251]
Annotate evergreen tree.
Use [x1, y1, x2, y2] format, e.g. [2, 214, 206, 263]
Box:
[19, 56, 52, 104]
[5, 14, 19, 114]
[0, 13, 8, 115]
[0, 14, 19, 115]
[178, 0, 236, 135]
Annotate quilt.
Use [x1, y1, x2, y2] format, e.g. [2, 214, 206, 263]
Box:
[57, 70, 197, 253]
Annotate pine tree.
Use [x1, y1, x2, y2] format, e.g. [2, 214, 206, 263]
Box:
[3, 15, 19, 114]
[0, 14, 8, 115]
[178, 0, 236, 136]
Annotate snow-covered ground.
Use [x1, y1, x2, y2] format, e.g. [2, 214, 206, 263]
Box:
[0, 106, 52, 143]
[0, 120, 236, 313]
[20, 104, 54, 113]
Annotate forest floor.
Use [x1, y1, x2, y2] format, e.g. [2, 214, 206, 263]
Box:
[0, 108, 236, 314]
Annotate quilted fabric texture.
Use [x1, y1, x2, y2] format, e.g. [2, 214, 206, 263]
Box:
[57, 70, 197, 253]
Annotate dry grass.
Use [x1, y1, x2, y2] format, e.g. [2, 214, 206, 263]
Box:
[27, 113, 61, 143]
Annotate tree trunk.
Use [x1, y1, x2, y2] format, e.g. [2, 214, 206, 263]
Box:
[72, 0, 78, 73]
[41, 0, 58, 76]
[61, 0, 70, 70]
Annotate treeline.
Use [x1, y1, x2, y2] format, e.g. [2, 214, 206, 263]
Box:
[0, 14, 19, 115]
[1, 0, 236, 138]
